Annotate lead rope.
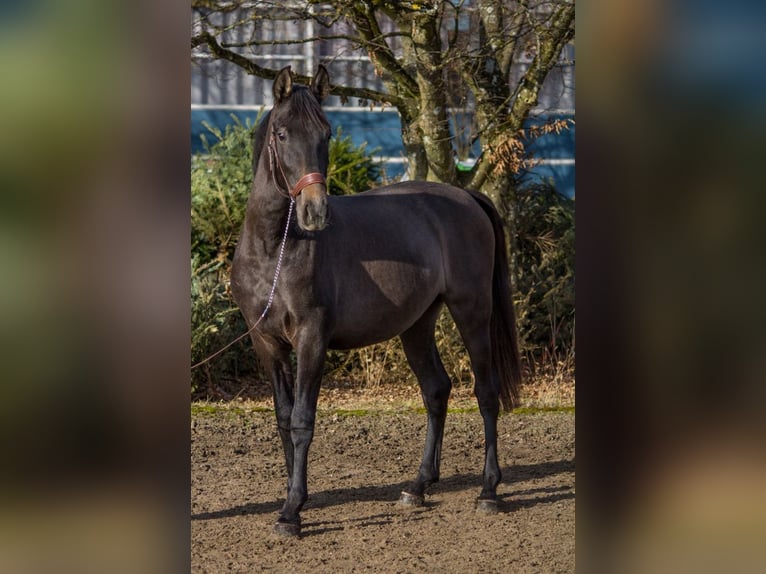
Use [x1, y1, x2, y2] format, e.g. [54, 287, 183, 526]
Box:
[191, 198, 295, 370]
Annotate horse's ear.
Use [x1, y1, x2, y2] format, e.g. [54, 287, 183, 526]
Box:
[311, 65, 330, 103]
[273, 66, 293, 104]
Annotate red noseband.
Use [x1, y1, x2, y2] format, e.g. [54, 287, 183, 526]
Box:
[290, 172, 326, 198]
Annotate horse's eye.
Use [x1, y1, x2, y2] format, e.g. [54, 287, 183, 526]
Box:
[277, 128, 287, 142]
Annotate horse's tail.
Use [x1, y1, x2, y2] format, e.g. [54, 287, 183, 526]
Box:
[466, 189, 523, 412]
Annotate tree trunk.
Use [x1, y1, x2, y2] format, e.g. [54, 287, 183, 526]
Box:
[398, 106, 429, 181]
[410, 12, 456, 185]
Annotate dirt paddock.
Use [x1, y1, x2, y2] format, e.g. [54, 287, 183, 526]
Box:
[191, 404, 574, 573]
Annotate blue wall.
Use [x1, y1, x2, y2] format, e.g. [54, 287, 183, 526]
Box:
[191, 108, 574, 198]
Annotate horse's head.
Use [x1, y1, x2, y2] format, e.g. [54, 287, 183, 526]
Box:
[268, 65, 331, 232]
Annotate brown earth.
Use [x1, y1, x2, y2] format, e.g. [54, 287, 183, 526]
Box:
[191, 396, 575, 573]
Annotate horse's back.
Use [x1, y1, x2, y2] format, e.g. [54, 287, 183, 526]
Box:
[329, 181, 492, 238]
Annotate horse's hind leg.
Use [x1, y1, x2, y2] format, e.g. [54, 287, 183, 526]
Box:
[448, 300, 502, 514]
[398, 301, 452, 506]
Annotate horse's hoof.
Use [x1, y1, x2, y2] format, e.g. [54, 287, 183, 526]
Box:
[399, 491, 425, 507]
[273, 519, 301, 537]
[476, 498, 499, 515]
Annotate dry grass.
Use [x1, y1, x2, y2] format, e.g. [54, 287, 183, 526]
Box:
[518, 363, 575, 409]
[193, 363, 574, 414]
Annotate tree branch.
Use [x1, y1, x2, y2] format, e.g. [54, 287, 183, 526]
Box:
[346, 3, 420, 99]
[219, 32, 408, 50]
[507, 2, 574, 129]
[465, 1, 575, 191]
[498, 0, 529, 76]
[192, 31, 404, 108]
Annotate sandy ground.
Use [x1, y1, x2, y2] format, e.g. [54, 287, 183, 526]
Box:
[192, 404, 574, 573]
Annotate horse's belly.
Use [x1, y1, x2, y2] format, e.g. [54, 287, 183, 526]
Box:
[328, 314, 413, 349]
[327, 260, 441, 349]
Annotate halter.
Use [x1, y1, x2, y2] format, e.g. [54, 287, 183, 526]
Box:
[267, 126, 327, 198]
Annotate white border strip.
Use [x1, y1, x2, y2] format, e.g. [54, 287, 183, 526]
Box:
[191, 104, 575, 116]
[373, 157, 574, 166]
[190, 104, 403, 113]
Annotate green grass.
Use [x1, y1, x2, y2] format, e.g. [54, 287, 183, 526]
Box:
[511, 405, 575, 415]
[329, 408, 371, 417]
[191, 403, 272, 417]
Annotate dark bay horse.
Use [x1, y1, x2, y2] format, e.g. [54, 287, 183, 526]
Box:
[231, 66, 522, 537]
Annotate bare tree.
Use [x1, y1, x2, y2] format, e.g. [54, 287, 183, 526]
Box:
[191, 0, 574, 209]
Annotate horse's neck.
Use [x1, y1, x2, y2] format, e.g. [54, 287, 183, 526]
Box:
[240, 157, 294, 260]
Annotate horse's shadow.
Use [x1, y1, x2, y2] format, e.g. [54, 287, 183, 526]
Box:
[191, 458, 574, 521]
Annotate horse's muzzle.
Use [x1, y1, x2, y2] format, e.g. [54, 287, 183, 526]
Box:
[296, 184, 328, 231]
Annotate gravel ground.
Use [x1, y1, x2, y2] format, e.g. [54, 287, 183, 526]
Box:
[192, 406, 575, 573]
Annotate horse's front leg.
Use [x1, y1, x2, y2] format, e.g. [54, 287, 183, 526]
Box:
[273, 330, 326, 537]
[250, 335, 296, 493]
[270, 359, 296, 494]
